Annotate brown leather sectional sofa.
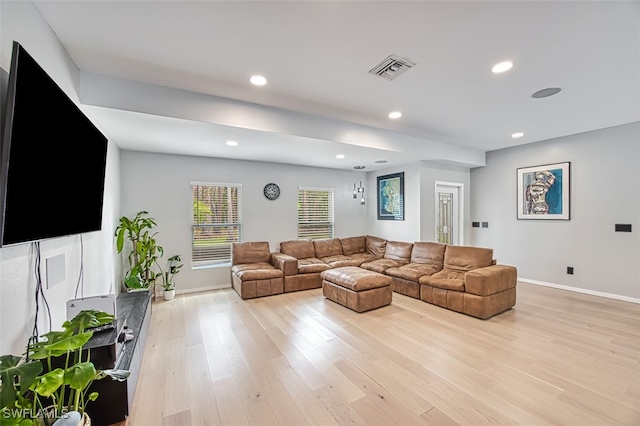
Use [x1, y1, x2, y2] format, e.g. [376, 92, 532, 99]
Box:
[231, 235, 517, 319]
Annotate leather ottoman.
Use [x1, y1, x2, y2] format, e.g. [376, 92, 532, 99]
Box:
[320, 266, 393, 313]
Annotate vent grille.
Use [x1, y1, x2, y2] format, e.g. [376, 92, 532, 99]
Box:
[368, 55, 416, 81]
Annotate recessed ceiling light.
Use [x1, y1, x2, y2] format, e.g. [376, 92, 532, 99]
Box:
[531, 87, 562, 98]
[388, 111, 402, 119]
[336, 154, 345, 159]
[353, 165, 366, 170]
[226, 140, 238, 146]
[491, 61, 513, 73]
[250, 75, 267, 86]
[374, 160, 388, 164]
[512, 132, 524, 139]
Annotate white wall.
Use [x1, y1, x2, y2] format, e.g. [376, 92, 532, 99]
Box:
[120, 150, 368, 293]
[470, 122, 640, 300]
[0, 1, 120, 355]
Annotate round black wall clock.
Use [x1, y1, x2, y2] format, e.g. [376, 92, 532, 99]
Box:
[263, 183, 280, 200]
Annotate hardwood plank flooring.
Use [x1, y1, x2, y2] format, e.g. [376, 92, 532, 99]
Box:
[127, 282, 640, 425]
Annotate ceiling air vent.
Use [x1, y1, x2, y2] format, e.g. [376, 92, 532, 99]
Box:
[368, 55, 416, 81]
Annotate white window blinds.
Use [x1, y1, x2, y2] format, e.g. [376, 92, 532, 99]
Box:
[297, 187, 334, 240]
[191, 182, 242, 267]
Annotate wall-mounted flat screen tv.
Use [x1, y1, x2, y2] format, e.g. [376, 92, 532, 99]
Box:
[0, 41, 108, 247]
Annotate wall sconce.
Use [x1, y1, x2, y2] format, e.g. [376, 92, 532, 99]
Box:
[354, 181, 365, 205]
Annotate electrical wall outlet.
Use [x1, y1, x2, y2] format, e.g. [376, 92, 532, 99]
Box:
[567, 266, 574, 275]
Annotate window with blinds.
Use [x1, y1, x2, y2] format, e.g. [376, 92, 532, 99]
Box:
[297, 187, 334, 239]
[191, 182, 242, 267]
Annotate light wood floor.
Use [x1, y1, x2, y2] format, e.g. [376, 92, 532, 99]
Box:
[126, 282, 640, 425]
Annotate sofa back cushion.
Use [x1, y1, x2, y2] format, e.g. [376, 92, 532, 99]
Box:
[340, 236, 366, 255]
[280, 239, 315, 259]
[313, 238, 343, 259]
[365, 235, 387, 257]
[383, 241, 413, 262]
[232, 241, 271, 266]
[411, 242, 446, 266]
[443, 245, 493, 271]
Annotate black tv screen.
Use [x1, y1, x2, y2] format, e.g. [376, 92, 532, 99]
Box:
[0, 41, 108, 247]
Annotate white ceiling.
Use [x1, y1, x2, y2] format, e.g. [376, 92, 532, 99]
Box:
[34, 1, 640, 171]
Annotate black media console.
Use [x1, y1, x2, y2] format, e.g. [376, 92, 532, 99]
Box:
[85, 291, 152, 425]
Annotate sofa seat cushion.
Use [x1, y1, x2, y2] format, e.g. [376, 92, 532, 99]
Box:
[298, 258, 332, 274]
[347, 253, 379, 264]
[419, 269, 465, 291]
[386, 263, 441, 282]
[361, 258, 408, 274]
[320, 255, 362, 268]
[231, 262, 284, 281]
[321, 266, 392, 291]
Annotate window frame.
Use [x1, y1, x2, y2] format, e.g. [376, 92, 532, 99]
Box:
[297, 186, 335, 240]
[191, 181, 242, 268]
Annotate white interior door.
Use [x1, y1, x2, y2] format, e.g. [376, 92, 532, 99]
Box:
[435, 182, 463, 245]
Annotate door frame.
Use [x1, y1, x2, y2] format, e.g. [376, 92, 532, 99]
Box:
[434, 181, 464, 245]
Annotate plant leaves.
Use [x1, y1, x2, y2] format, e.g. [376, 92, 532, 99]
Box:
[125, 275, 143, 289]
[98, 369, 130, 382]
[33, 368, 64, 398]
[0, 355, 42, 408]
[28, 330, 74, 359]
[66, 310, 115, 333]
[63, 362, 96, 391]
[44, 332, 92, 353]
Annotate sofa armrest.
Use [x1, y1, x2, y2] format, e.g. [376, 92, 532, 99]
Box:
[464, 265, 517, 296]
[271, 252, 298, 276]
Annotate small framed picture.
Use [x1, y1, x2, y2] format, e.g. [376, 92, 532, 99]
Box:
[517, 162, 570, 220]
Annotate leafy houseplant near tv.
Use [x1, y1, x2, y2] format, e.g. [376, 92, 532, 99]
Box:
[0, 354, 42, 425]
[0, 310, 129, 426]
[161, 254, 183, 301]
[115, 211, 164, 291]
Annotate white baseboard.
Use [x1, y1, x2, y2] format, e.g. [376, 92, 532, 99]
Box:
[519, 278, 640, 304]
[153, 284, 231, 298]
[176, 284, 231, 295]
[161, 280, 640, 304]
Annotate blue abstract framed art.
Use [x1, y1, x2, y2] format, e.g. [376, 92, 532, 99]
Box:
[517, 162, 570, 220]
[377, 172, 404, 220]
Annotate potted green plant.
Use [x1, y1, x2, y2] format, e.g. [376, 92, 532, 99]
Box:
[161, 254, 183, 301]
[1, 310, 129, 426]
[114, 211, 164, 292]
[0, 354, 42, 425]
